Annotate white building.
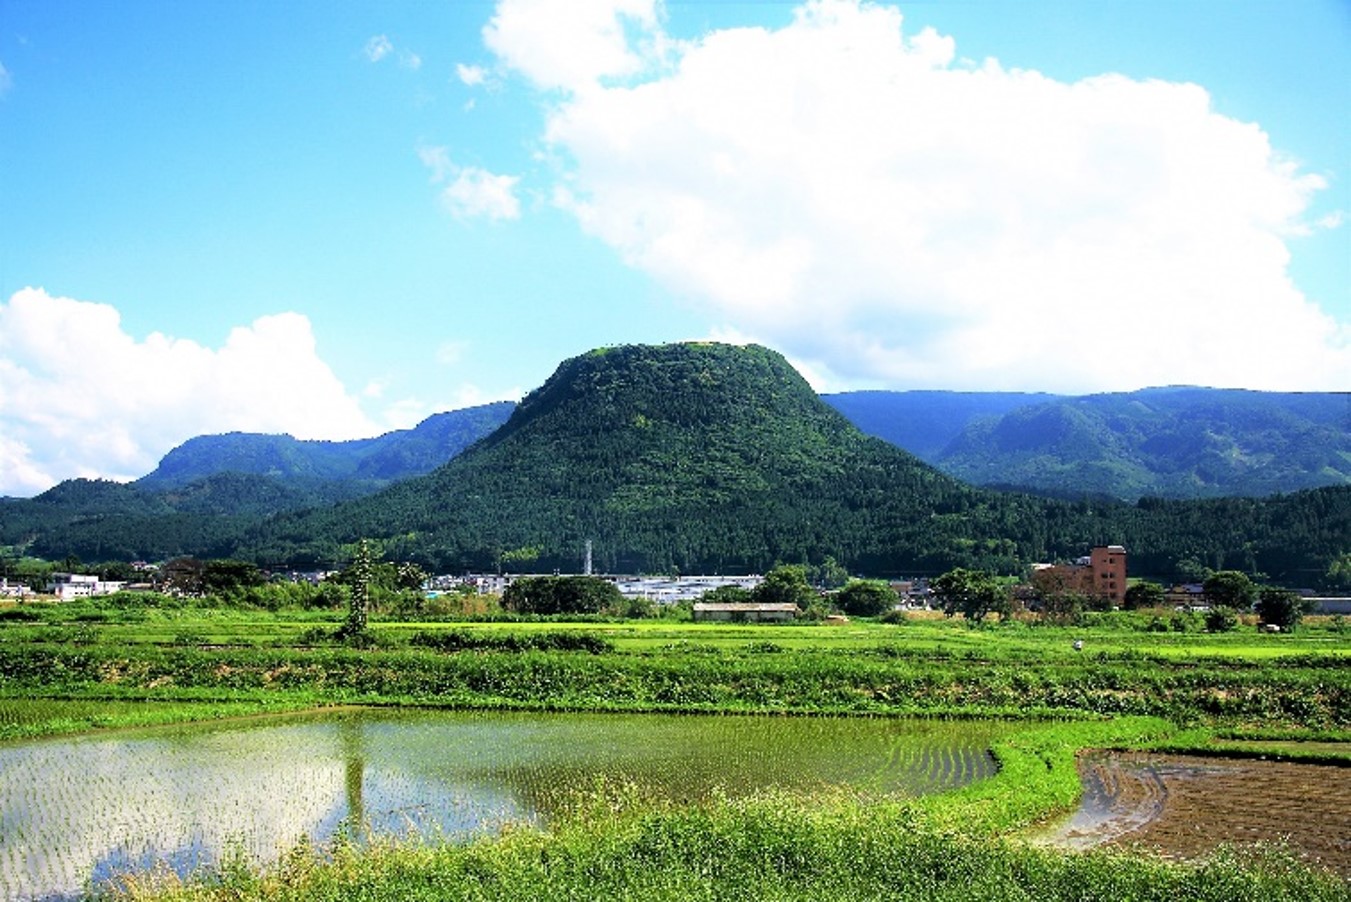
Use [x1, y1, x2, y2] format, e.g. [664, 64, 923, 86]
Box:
[46, 573, 126, 600]
[0, 578, 30, 599]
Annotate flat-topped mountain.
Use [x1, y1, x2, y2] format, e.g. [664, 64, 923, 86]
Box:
[252, 343, 999, 573]
[244, 343, 1350, 587]
[3, 343, 1345, 587]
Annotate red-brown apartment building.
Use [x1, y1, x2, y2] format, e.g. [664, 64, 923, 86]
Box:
[1031, 545, 1127, 606]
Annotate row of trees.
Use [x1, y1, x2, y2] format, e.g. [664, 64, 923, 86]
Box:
[926, 566, 1318, 632]
[9, 536, 1321, 633]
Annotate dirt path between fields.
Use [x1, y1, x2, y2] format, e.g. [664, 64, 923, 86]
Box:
[1035, 751, 1351, 877]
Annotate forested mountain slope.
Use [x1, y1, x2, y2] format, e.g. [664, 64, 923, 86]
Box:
[244, 344, 1349, 586]
[3, 345, 1346, 587]
[249, 343, 1020, 573]
[138, 401, 514, 489]
[0, 402, 514, 562]
[827, 388, 1350, 500]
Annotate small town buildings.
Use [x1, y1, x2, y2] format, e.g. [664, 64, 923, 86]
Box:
[692, 602, 798, 622]
[1311, 597, 1351, 615]
[1030, 545, 1127, 607]
[45, 573, 125, 600]
[429, 573, 766, 604]
[615, 575, 762, 605]
[0, 578, 29, 599]
[1166, 583, 1208, 609]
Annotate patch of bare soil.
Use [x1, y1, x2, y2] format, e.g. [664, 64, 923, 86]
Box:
[1036, 752, 1351, 877]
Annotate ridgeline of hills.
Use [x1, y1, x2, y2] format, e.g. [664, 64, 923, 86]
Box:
[1, 344, 1347, 586]
[0, 403, 514, 561]
[826, 388, 1350, 501]
[138, 401, 515, 494]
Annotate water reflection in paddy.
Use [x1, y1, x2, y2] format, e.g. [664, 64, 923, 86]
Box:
[0, 709, 1004, 900]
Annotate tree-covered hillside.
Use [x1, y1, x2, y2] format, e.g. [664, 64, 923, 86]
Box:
[249, 343, 1016, 573]
[0, 402, 515, 562]
[829, 387, 1350, 500]
[244, 344, 1349, 587]
[4, 344, 1346, 587]
[138, 401, 514, 488]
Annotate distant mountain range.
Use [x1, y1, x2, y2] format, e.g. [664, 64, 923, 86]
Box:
[1, 347, 1345, 585]
[135, 386, 1349, 505]
[138, 401, 515, 494]
[823, 388, 1350, 501]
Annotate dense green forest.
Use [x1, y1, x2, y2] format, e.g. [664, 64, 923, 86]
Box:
[0, 404, 514, 561]
[241, 344, 1349, 586]
[831, 387, 1350, 500]
[138, 401, 514, 488]
[2, 344, 1347, 586]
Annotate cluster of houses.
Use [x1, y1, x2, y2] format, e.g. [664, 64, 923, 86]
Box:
[6, 544, 1348, 616]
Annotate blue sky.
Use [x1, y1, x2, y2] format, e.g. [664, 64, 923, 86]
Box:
[1, 0, 1347, 495]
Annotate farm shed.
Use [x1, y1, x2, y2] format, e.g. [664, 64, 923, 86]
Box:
[692, 602, 798, 622]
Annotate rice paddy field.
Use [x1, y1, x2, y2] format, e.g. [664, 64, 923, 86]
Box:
[0, 596, 1348, 900]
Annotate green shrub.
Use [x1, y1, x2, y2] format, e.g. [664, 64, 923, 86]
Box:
[1205, 606, 1239, 633]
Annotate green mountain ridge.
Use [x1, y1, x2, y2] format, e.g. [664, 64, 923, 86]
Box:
[825, 387, 1350, 500]
[246, 343, 991, 573]
[138, 401, 515, 488]
[2, 345, 1346, 587]
[240, 344, 1348, 586]
[0, 403, 515, 562]
[937, 388, 1351, 500]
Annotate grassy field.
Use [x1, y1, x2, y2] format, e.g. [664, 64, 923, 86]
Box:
[1, 594, 1348, 899]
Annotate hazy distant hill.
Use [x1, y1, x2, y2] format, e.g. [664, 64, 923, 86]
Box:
[0, 402, 514, 561]
[823, 391, 1057, 460]
[826, 388, 1350, 500]
[138, 401, 515, 489]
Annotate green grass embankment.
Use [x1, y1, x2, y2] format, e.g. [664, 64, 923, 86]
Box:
[2, 637, 1345, 731]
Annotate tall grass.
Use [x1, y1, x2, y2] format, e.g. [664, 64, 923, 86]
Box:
[3, 640, 1345, 728]
[113, 777, 1346, 901]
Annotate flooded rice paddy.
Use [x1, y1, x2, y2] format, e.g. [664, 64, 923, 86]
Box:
[1038, 751, 1351, 877]
[0, 709, 1003, 900]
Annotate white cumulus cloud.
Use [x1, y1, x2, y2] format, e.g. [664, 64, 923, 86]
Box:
[0, 288, 378, 496]
[420, 145, 521, 220]
[487, 0, 1350, 392]
[456, 63, 488, 86]
[444, 168, 521, 220]
[484, 0, 664, 91]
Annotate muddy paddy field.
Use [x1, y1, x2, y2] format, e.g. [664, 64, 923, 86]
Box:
[1042, 751, 1351, 876]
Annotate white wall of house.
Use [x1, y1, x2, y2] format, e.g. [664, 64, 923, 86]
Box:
[46, 573, 125, 600]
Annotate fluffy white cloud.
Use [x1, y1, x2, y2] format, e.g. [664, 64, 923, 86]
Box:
[483, 0, 664, 91]
[379, 384, 522, 432]
[445, 168, 521, 220]
[490, 0, 1350, 391]
[0, 288, 378, 496]
[456, 63, 488, 86]
[420, 145, 521, 220]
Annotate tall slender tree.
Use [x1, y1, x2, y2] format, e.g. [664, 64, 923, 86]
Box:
[343, 539, 372, 638]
